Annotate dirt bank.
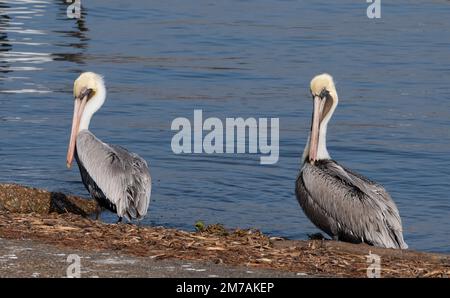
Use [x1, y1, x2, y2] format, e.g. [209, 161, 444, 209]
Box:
[0, 183, 448, 278]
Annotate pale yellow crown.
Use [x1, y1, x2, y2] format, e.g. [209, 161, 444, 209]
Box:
[73, 72, 104, 98]
[310, 73, 336, 96]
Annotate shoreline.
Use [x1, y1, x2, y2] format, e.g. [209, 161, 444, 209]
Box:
[0, 183, 448, 278]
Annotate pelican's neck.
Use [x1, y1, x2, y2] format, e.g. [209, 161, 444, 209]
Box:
[302, 97, 338, 164]
[78, 83, 106, 132]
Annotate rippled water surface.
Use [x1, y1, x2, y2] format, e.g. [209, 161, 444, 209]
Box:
[0, 0, 449, 253]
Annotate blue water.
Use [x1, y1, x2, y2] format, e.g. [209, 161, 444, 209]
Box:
[0, 0, 449, 253]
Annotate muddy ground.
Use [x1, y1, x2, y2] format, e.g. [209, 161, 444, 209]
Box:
[0, 183, 449, 278]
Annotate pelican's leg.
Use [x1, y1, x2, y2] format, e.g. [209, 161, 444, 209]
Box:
[332, 235, 339, 241]
[95, 203, 102, 220]
[308, 232, 326, 240]
[116, 217, 123, 224]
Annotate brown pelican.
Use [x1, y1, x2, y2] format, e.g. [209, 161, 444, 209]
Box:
[295, 74, 408, 249]
[66, 72, 151, 223]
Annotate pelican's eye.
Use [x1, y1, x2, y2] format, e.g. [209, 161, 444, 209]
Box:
[319, 88, 329, 99]
[78, 88, 94, 100]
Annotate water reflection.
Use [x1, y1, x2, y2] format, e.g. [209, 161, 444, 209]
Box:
[54, 0, 89, 52]
[0, 0, 89, 93]
[0, 2, 12, 74]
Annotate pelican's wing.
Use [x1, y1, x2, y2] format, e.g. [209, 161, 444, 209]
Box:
[76, 130, 151, 219]
[110, 144, 152, 219]
[298, 160, 407, 249]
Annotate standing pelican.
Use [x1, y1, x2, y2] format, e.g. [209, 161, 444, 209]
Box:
[66, 72, 151, 223]
[295, 74, 407, 249]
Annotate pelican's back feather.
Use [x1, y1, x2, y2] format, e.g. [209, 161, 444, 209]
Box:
[296, 160, 407, 249]
[75, 130, 151, 220]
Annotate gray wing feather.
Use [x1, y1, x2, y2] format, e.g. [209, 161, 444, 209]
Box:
[76, 130, 151, 220]
[296, 160, 407, 249]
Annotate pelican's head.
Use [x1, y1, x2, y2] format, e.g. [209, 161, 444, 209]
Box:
[310, 73, 336, 99]
[67, 72, 106, 168]
[307, 73, 338, 164]
[73, 72, 103, 100]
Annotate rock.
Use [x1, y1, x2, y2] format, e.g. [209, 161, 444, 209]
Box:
[0, 183, 96, 216]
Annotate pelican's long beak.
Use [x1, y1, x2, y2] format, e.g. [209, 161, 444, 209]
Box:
[66, 89, 90, 168]
[309, 95, 325, 164]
